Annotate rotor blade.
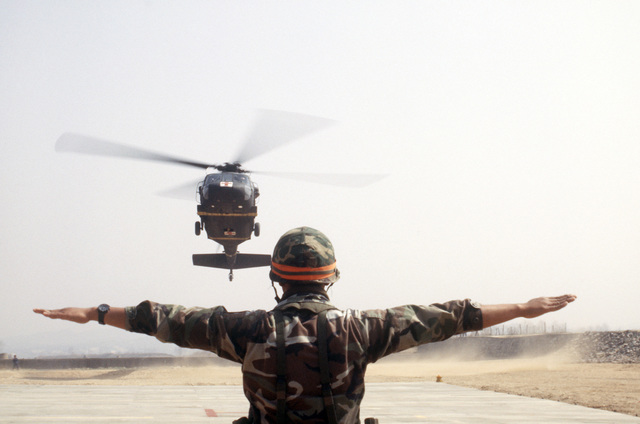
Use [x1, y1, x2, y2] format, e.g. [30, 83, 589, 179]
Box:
[156, 178, 202, 200]
[252, 171, 388, 188]
[56, 133, 213, 169]
[233, 110, 336, 164]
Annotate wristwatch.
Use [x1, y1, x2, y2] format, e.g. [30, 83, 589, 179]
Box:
[97, 304, 110, 325]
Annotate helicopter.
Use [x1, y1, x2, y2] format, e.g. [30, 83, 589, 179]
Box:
[56, 110, 386, 281]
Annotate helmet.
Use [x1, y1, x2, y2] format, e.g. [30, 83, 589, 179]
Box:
[270, 227, 340, 284]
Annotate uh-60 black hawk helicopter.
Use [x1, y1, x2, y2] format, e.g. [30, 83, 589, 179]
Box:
[56, 110, 385, 281]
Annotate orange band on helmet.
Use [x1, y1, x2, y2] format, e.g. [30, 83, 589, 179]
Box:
[270, 261, 336, 281]
[271, 262, 336, 273]
[271, 269, 336, 281]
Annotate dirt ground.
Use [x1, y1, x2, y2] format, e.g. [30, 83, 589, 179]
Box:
[2, 357, 639, 418]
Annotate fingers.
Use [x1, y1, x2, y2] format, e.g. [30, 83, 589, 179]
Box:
[551, 294, 577, 303]
[550, 295, 576, 312]
[33, 307, 78, 321]
[33, 307, 93, 324]
[541, 295, 577, 305]
[549, 294, 577, 309]
[548, 300, 569, 312]
[33, 308, 60, 319]
[522, 294, 577, 318]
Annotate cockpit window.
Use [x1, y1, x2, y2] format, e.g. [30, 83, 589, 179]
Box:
[205, 174, 222, 184]
[201, 172, 253, 203]
[233, 174, 248, 183]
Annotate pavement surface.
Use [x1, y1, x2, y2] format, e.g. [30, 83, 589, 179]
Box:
[1, 382, 639, 423]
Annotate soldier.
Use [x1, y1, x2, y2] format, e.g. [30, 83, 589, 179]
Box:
[34, 227, 576, 424]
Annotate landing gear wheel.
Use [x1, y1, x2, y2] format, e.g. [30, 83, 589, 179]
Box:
[254, 222, 261, 237]
[228, 270, 234, 281]
[195, 221, 201, 236]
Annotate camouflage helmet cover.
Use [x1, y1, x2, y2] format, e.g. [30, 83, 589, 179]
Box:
[270, 227, 340, 284]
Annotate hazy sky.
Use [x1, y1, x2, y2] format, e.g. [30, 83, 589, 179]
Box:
[2, 1, 639, 355]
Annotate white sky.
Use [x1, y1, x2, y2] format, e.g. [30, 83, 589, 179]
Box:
[2, 1, 639, 355]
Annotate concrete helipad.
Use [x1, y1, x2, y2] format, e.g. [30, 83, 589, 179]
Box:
[1, 382, 639, 423]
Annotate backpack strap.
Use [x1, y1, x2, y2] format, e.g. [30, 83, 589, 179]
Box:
[273, 309, 287, 424]
[273, 305, 339, 424]
[318, 310, 338, 424]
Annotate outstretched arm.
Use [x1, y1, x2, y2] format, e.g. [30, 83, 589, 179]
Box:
[481, 294, 577, 329]
[33, 307, 128, 330]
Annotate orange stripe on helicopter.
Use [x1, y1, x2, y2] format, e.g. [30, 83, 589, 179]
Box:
[198, 212, 258, 217]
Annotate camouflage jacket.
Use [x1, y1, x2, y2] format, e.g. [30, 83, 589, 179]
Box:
[125, 294, 482, 423]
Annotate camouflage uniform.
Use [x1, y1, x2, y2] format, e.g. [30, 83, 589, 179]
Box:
[125, 294, 482, 423]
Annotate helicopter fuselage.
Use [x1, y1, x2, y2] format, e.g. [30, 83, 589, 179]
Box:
[196, 171, 260, 255]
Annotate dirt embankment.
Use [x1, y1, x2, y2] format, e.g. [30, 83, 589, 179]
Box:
[567, 331, 640, 363]
[415, 331, 640, 363]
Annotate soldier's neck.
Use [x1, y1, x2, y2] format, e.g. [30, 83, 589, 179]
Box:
[281, 284, 329, 301]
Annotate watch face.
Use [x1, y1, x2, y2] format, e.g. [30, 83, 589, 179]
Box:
[98, 304, 110, 324]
